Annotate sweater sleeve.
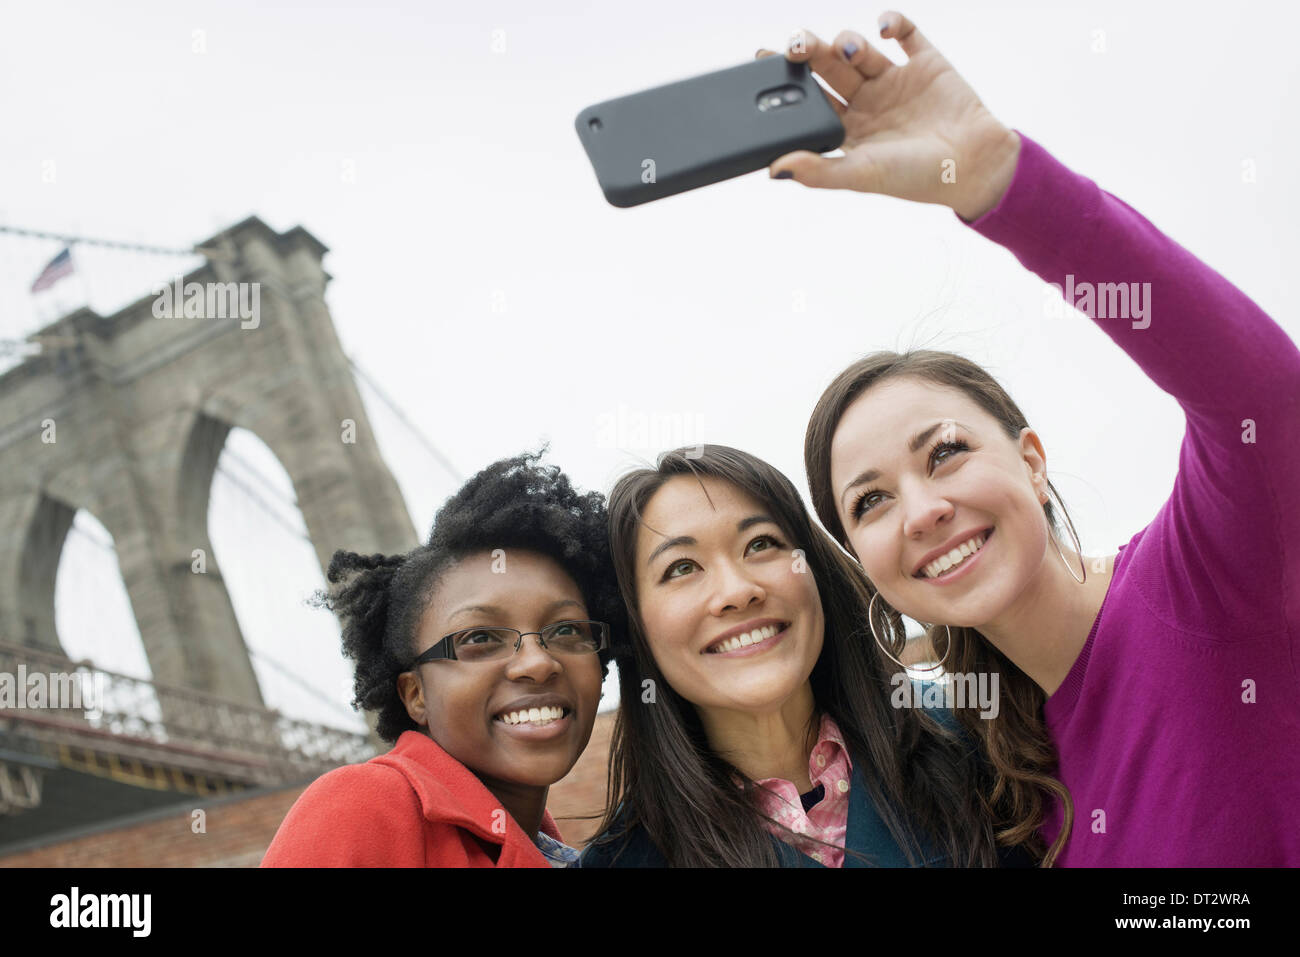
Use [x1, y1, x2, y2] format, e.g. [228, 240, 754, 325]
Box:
[260, 763, 427, 867]
[961, 131, 1300, 641]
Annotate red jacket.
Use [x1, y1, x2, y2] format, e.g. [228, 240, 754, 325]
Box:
[261, 730, 565, 867]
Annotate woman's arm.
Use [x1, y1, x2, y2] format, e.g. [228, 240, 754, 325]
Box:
[769, 12, 1300, 638]
[959, 130, 1300, 637]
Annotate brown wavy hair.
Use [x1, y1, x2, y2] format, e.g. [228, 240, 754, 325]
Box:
[803, 349, 1077, 866]
[593, 444, 1031, 867]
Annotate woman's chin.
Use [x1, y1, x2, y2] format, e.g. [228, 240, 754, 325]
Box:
[484, 754, 578, 790]
[704, 675, 810, 714]
[900, 582, 1014, 633]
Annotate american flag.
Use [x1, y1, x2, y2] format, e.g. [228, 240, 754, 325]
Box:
[31, 247, 75, 293]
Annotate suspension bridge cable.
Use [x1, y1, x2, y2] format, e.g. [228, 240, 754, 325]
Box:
[347, 354, 463, 482]
[0, 223, 225, 259]
[246, 646, 360, 724]
[213, 462, 312, 544]
[220, 447, 300, 512]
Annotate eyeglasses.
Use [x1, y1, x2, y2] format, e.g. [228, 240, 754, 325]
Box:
[409, 619, 610, 665]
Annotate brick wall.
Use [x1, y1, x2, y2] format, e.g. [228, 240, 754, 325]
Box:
[0, 786, 308, 867]
[0, 710, 617, 867]
[544, 708, 615, 846]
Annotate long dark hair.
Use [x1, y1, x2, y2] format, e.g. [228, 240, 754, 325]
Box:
[804, 350, 1077, 866]
[595, 444, 1017, 867]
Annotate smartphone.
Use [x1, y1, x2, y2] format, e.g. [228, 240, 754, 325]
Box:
[575, 55, 844, 208]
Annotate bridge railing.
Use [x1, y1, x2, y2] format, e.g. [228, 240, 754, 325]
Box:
[0, 640, 374, 786]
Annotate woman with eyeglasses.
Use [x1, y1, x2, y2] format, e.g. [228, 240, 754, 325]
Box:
[262, 449, 623, 867]
[580, 444, 1036, 867]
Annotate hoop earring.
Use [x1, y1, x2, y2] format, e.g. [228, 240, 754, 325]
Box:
[1045, 485, 1086, 584]
[868, 591, 952, 678]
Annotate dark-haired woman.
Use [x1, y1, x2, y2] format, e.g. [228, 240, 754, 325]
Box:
[262, 450, 625, 867]
[580, 445, 1033, 867]
[779, 14, 1300, 865]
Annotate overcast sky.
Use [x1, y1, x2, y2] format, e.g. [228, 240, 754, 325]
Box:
[6, 0, 1297, 733]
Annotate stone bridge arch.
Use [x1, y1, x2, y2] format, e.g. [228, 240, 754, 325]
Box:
[0, 217, 418, 709]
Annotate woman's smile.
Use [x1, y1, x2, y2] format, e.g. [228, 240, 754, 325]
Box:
[913, 528, 994, 584]
[492, 708, 576, 741]
[490, 691, 577, 741]
[703, 619, 791, 657]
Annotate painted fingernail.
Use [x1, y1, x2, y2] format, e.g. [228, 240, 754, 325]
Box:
[774, 170, 794, 180]
[879, 19, 891, 36]
[843, 41, 859, 59]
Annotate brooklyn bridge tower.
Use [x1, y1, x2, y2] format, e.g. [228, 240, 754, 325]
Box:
[0, 217, 418, 862]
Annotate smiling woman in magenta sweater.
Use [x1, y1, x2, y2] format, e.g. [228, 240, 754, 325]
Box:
[777, 12, 1299, 866]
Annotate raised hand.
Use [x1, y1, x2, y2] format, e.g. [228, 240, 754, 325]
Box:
[759, 11, 1021, 221]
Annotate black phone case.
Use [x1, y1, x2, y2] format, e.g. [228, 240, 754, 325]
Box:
[575, 56, 844, 208]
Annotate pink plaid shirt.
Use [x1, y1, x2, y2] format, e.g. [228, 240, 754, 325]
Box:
[752, 713, 853, 868]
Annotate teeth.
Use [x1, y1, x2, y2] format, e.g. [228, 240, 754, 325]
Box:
[496, 705, 567, 725]
[708, 624, 781, 654]
[922, 533, 988, 579]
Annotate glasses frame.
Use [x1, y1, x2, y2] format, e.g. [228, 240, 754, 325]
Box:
[408, 619, 610, 666]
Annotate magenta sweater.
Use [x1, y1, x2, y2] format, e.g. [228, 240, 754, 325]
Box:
[961, 132, 1300, 866]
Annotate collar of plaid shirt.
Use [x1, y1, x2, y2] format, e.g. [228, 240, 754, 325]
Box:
[534, 828, 580, 867]
[751, 712, 854, 868]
